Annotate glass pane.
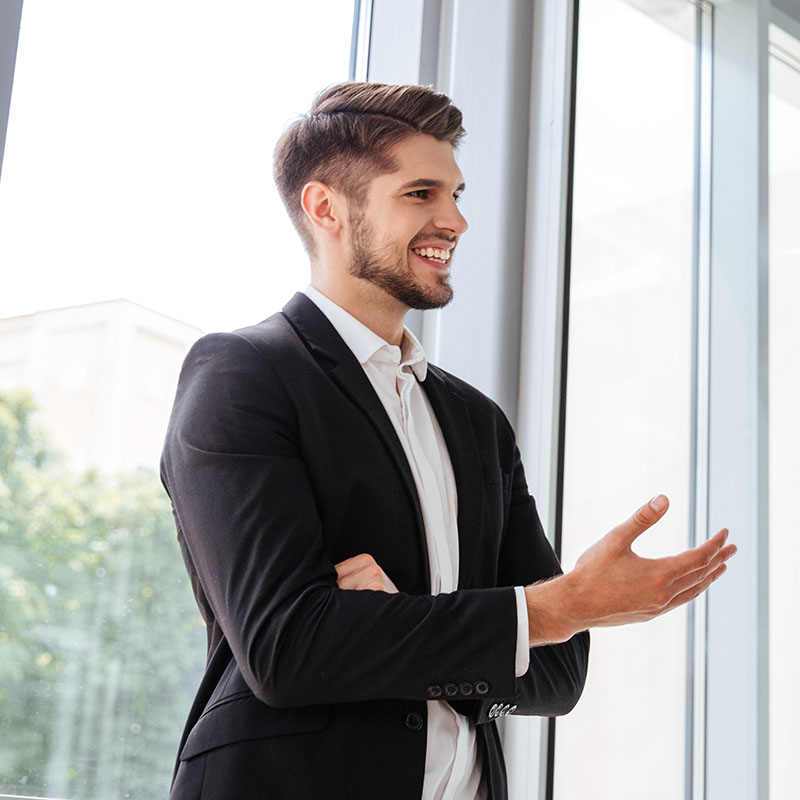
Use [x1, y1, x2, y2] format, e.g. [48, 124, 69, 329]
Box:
[0, 1, 354, 798]
[554, 1, 696, 798]
[768, 26, 800, 800]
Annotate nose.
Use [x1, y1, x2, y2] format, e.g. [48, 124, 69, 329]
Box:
[433, 197, 468, 236]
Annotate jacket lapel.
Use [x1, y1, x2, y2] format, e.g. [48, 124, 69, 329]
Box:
[281, 293, 430, 589]
[421, 366, 485, 590]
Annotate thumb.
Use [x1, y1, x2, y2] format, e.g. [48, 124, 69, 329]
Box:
[611, 494, 670, 548]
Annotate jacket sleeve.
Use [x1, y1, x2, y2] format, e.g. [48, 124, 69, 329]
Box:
[161, 331, 524, 709]
[472, 445, 589, 723]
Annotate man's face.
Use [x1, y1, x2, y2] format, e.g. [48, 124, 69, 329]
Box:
[345, 134, 468, 311]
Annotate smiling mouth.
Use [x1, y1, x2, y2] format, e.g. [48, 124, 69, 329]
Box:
[410, 246, 452, 265]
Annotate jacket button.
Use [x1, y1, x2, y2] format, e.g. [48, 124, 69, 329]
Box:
[474, 680, 490, 695]
[444, 683, 458, 697]
[405, 712, 424, 731]
[458, 682, 474, 696]
[427, 684, 443, 699]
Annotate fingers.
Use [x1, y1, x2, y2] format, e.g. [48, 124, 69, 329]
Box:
[611, 494, 670, 548]
[662, 561, 729, 615]
[334, 553, 398, 593]
[334, 553, 377, 581]
[663, 528, 735, 582]
[662, 536, 737, 602]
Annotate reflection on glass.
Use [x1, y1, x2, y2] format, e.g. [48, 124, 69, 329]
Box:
[768, 29, 800, 800]
[554, 1, 696, 798]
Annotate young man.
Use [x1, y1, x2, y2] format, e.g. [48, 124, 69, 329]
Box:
[161, 83, 735, 799]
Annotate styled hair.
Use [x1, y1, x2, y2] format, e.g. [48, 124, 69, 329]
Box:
[272, 82, 465, 254]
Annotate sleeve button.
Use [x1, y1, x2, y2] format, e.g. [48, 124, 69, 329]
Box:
[474, 680, 490, 695]
[427, 684, 443, 699]
[444, 683, 459, 697]
[458, 682, 474, 696]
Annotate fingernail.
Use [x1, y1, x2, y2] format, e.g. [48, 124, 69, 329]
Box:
[649, 495, 668, 512]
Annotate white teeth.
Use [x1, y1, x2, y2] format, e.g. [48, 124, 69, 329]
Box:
[411, 246, 452, 264]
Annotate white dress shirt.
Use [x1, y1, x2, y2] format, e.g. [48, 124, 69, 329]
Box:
[305, 286, 530, 800]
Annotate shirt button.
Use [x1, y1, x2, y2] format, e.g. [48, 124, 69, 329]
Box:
[458, 682, 474, 696]
[405, 712, 424, 731]
[474, 680, 490, 695]
[426, 684, 443, 699]
[444, 683, 458, 697]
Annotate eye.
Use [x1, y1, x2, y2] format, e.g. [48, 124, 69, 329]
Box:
[408, 189, 429, 200]
[453, 192, 463, 203]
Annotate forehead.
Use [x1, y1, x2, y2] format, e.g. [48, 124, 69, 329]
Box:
[375, 133, 464, 190]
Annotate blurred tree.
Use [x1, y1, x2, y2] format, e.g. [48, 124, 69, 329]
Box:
[0, 390, 205, 799]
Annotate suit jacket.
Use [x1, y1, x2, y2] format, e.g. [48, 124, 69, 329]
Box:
[160, 292, 589, 800]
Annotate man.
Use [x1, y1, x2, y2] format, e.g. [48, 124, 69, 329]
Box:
[161, 82, 735, 799]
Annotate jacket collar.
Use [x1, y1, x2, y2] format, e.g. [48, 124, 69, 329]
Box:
[304, 285, 428, 381]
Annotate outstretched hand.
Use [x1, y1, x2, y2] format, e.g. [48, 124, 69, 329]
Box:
[525, 495, 737, 646]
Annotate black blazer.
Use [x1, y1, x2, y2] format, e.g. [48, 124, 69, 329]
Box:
[161, 293, 589, 800]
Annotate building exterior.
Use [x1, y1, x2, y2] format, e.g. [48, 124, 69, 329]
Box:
[0, 299, 202, 474]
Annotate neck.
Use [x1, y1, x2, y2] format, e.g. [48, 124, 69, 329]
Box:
[310, 276, 407, 346]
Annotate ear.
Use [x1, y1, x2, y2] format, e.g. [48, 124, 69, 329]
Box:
[300, 181, 343, 239]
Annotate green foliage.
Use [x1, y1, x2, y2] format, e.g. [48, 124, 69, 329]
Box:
[0, 390, 206, 799]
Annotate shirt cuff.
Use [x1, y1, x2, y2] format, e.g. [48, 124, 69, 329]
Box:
[513, 585, 531, 677]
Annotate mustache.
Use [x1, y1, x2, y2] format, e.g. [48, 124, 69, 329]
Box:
[408, 233, 456, 247]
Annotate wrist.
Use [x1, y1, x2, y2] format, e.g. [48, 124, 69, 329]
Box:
[525, 571, 583, 646]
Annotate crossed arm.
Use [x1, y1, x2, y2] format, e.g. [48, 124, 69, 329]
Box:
[336, 494, 736, 646]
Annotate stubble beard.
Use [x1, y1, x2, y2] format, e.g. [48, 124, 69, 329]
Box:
[348, 210, 454, 311]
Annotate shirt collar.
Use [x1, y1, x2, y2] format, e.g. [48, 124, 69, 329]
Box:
[304, 285, 428, 381]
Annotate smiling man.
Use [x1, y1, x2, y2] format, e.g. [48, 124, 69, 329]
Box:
[161, 83, 735, 800]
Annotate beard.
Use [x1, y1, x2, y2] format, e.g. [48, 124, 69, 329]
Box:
[348, 210, 454, 311]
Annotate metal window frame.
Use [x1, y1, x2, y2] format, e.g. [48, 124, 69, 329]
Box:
[514, 0, 580, 790]
[701, 3, 771, 800]
[687, 4, 714, 799]
[0, 0, 23, 182]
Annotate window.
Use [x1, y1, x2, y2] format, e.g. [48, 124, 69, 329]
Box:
[768, 22, 800, 800]
[554, 2, 697, 797]
[0, 2, 355, 797]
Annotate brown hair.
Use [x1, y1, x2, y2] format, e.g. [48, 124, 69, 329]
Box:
[273, 82, 465, 254]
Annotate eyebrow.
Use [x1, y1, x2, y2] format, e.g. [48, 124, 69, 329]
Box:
[397, 178, 466, 194]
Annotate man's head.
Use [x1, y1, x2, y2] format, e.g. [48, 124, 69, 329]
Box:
[273, 82, 465, 256]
